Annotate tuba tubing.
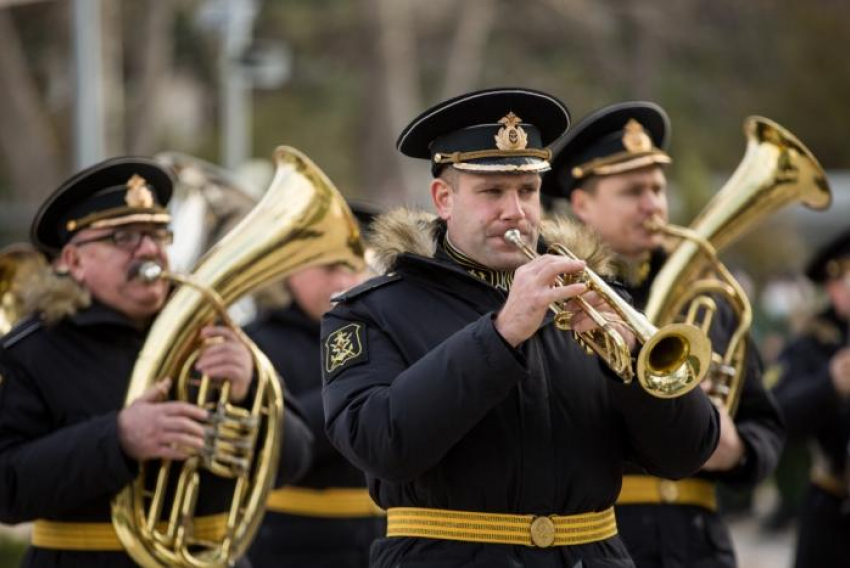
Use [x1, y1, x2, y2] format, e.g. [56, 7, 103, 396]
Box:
[644, 116, 831, 414]
[111, 146, 365, 567]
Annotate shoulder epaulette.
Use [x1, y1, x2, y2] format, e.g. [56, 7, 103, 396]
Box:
[803, 316, 842, 346]
[332, 272, 402, 304]
[1, 316, 44, 349]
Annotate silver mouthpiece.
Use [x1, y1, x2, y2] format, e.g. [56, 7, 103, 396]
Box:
[134, 261, 164, 283]
[503, 229, 523, 246]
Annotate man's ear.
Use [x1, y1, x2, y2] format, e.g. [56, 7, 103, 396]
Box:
[430, 177, 453, 221]
[569, 188, 590, 223]
[59, 245, 84, 282]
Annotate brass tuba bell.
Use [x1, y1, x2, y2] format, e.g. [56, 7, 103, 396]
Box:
[644, 116, 831, 415]
[111, 146, 365, 567]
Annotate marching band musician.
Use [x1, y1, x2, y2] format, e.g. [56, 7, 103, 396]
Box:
[544, 101, 784, 568]
[246, 203, 386, 568]
[772, 228, 850, 568]
[319, 88, 720, 568]
[0, 156, 314, 568]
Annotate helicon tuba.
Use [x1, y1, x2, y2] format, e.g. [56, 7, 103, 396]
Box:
[504, 229, 712, 398]
[0, 244, 47, 335]
[644, 116, 831, 415]
[111, 146, 365, 568]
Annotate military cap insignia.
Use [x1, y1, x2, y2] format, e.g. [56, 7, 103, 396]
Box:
[622, 119, 653, 154]
[494, 112, 529, 151]
[125, 174, 155, 208]
[324, 322, 368, 381]
[761, 363, 784, 390]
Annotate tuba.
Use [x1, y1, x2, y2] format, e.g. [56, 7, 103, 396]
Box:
[504, 229, 712, 398]
[0, 244, 47, 335]
[111, 146, 365, 567]
[644, 116, 831, 415]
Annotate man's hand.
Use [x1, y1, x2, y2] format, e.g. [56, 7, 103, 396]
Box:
[494, 255, 587, 347]
[700, 398, 745, 472]
[829, 348, 850, 397]
[118, 378, 209, 461]
[567, 290, 637, 352]
[195, 325, 254, 403]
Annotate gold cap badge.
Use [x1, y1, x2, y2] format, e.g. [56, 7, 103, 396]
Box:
[494, 112, 528, 151]
[125, 174, 155, 208]
[622, 119, 653, 154]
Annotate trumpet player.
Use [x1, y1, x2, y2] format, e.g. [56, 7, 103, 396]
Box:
[0, 157, 314, 568]
[320, 88, 719, 568]
[545, 101, 784, 568]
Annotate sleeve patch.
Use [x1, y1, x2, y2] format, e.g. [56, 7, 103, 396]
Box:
[323, 322, 368, 381]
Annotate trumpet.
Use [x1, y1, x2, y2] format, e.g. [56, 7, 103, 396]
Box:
[504, 229, 712, 398]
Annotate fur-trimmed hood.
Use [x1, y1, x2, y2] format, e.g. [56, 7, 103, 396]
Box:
[367, 207, 615, 278]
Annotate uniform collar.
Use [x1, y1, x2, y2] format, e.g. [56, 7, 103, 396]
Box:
[68, 300, 150, 332]
[268, 302, 319, 334]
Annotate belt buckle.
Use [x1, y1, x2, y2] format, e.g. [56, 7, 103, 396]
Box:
[657, 480, 679, 503]
[530, 516, 556, 547]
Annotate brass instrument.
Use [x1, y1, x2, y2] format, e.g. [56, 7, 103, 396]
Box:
[111, 146, 366, 567]
[504, 229, 712, 398]
[644, 116, 831, 415]
[0, 244, 47, 334]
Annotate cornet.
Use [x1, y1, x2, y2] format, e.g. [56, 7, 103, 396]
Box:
[504, 229, 711, 398]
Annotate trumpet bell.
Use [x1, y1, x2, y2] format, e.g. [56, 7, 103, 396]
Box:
[638, 323, 712, 398]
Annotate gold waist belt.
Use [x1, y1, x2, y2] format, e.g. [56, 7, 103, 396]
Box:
[32, 513, 228, 551]
[386, 506, 617, 548]
[266, 486, 385, 518]
[616, 475, 717, 512]
[810, 467, 847, 498]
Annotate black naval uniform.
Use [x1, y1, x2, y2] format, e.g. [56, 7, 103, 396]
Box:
[0, 301, 314, 568]
[320, 220, 720, 568]
[772, 307, 850, 568]
[246, 303, 385, 568]
[614, 248, 785, 568]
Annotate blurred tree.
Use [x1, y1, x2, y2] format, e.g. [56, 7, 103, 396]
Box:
[0, 7, 62, 201]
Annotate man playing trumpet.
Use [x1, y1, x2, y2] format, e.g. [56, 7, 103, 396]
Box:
[320, 88, 720, 568]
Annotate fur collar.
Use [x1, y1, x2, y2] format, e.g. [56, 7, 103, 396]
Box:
[367, 207, 615, 278]
[17, 265, 91, 326]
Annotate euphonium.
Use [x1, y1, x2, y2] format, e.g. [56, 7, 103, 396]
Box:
[0, 244, 47, 335]
[644, 116, 831, 415]
[111, 146, 365, 568]
[504, 229, 712, 398]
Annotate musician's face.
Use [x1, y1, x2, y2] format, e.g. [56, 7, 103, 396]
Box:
[288, 263, 365, 322]
[59, 223, 171, 322]
[431, 170, 542, 271]
[827, 268, 850, 319]
[570, 166, 668, 259]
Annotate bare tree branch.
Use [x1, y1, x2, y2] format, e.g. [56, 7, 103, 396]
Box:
[441, 0, 496, 100]
[0, 9, 62, 202]
[126, 0, 175, 154]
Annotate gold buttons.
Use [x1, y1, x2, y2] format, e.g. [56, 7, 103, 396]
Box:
[530, 516, 556, 547]
[657, 480, 679, 503]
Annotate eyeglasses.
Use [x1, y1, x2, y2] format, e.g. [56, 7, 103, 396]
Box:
[72, 228, 174, 251]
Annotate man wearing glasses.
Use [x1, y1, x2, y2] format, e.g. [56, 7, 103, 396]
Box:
[0, 156, 313, 568]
